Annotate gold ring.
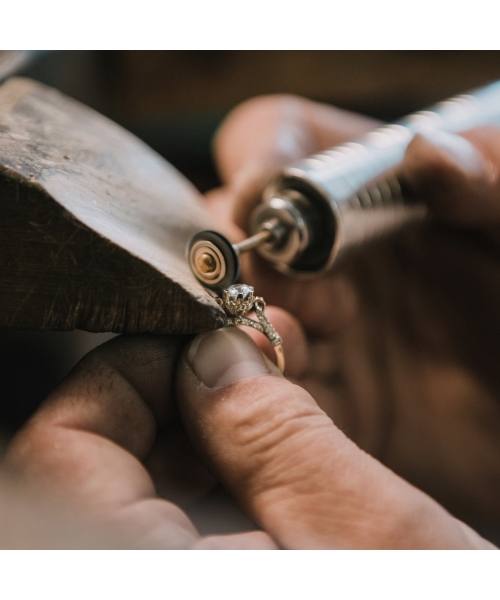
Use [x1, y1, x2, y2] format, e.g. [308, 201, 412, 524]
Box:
[216, 284, 285, 373]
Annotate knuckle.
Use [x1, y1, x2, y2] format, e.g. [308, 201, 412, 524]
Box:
[213, 377, 332, 490]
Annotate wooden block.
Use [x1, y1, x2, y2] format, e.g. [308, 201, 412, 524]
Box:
[0, 77, 225, 334]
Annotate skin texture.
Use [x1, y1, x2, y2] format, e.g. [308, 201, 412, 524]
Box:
[2, 334, 277, 549]
[2, 95, 500, 548]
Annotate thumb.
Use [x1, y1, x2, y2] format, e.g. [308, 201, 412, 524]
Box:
[176, 328, 494, 549]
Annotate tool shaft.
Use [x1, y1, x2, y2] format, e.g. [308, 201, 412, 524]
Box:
[234, 229, 273, 254]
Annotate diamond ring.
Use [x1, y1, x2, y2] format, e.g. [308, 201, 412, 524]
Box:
[216, 284, 285, 373]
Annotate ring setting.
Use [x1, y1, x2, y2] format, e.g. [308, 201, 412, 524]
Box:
[216, 284, 285, 373]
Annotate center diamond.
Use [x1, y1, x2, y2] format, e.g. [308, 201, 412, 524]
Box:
[227, 284, 254, 301]
[223, 284, 255, 316]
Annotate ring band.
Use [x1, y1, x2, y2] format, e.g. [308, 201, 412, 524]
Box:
[216, 284, 285, 373]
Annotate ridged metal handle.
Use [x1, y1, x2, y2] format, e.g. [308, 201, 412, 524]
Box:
[260, 82, 500, 274]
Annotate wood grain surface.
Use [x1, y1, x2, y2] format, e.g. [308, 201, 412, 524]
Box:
[0, 77, 225, 334]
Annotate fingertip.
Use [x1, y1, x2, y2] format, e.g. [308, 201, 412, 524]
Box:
[405, 130, 490, 182]
[180, 327, 279, 393]
[213, 94, 313, 185]
[402, 130, 498, 224]
[230, 161, 279, 231]
[214, 95, 380, 233]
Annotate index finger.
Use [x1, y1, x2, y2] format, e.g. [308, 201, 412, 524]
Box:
[401, 127, 500, 228]
[3, 334, 186, 507]
[215, 95, 380, 182]
[213, 94, 380, 230]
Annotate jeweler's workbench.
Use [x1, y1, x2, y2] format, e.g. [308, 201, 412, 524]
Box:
[0, 77, 225, 335]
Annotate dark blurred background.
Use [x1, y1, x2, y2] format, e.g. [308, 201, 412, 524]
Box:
[8, 50, 500, 194]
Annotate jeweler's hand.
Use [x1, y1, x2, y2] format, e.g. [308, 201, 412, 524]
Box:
[207, 95, 500, 524]
[176, 325, 495, 549]
[4, 324, 493, 549]
[2, 334, 277, 549]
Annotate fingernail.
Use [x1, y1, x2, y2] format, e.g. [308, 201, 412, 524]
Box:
[412, 130, 492, 182]
[186, 328, 272, 389]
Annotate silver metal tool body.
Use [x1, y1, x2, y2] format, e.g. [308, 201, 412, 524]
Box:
[250, 82, 500, 275]
[189, 82, 500, 290]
